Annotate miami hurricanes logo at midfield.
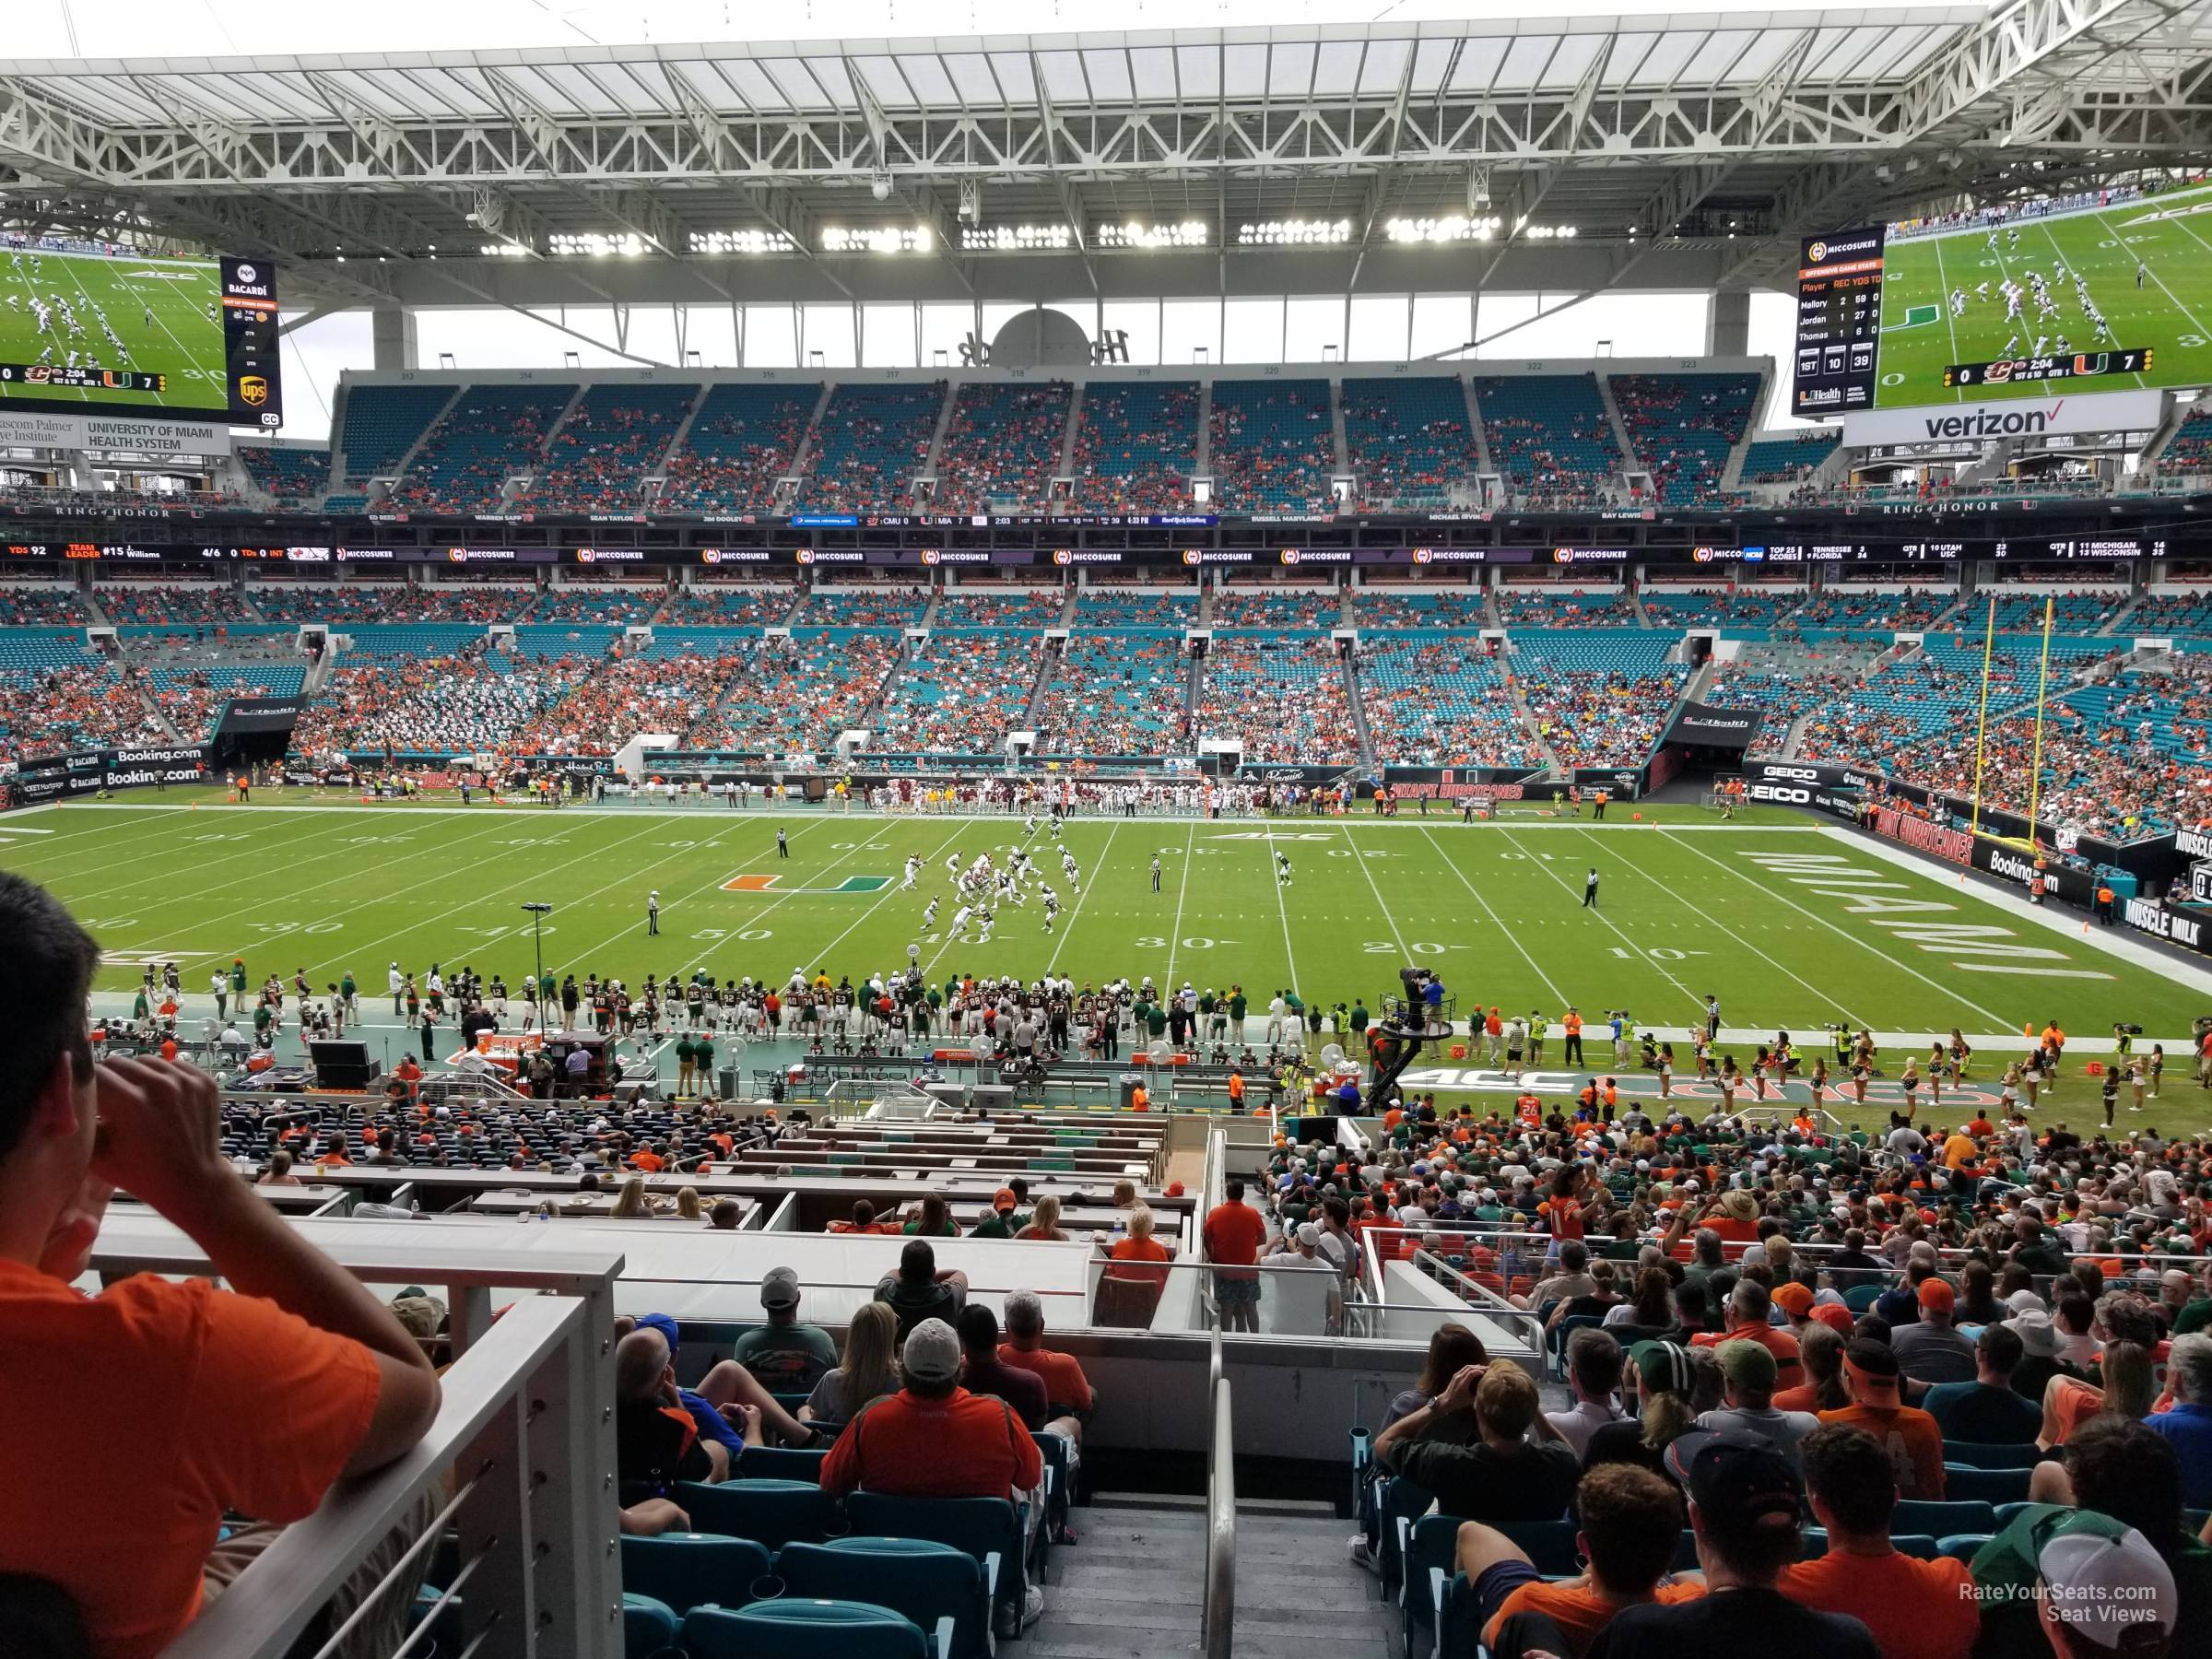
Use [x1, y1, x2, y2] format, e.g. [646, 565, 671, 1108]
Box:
[722, 873, 890, 894]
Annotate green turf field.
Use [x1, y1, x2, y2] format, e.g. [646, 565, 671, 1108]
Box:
[0, 248, 228, 414]
[1877, 183, 2212, 406]
[9, 796, 2206, 1062]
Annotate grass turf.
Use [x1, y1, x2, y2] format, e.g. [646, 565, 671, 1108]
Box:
[0, 249, 229, 415]
[1876, 183, 2212, 407]
[12, 794, 2205, 1087]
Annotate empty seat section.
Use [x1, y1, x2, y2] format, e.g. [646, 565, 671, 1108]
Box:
[241, 446, 330, 501]
[527, 382, 699, 512]
[1194, 637, 1355, 764]
[873, 632, 1041, 755]
[1360, 639, 1530, 766]
[1035, 633, 1188, 758]
[333, 383, 457, 494]
[1070, 382, 1196, 511]
[794, 383, 945, 514]
[1209, 379, 1335, 512]
[1475, 374, 1619, 507]
[934, 382, 1070, 512]
[1342, 376, 1476, 509]
[1741, 429, 1839, 483]
[391, 382, 577, 515]
[659, 383, 822, 513]
[1611, 372, 1759, 506]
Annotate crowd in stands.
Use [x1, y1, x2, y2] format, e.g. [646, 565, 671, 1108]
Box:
[252, 582, 513, 625]
[1208, 380, 1336, 513]
[1612, 373, 1759, 507]
[1707, 665, 1865, 728]
[2160, 403, 2212, 475]
[665, 584, 797, 626]
[1210, 587, 1340, 629]
[874, 631, 1045, 754]
[1740, 429, 1841, 485]
[0, 662, 162, 761]
[531, 586, 664, 625]
[1793, 588, 1958, 631]
[799, 584, 929, 629]
[509, 647, 735, 758]
[291, 642, 598, 758]
[0, 584, 87, 625]
[1497, 587, 1641, 628]
[794, 383, 945, 514]
[1075, 590, 1195, 629]
[657, 384, 819, 513]
[683, 633, 902, 753]
[1990, 590, 2129, 633]
[933, 589, 1066, 629]
[1514, 635, 1688, 768]
[1034, 633, 1191, 757]
[1343, 376, 1477, 510]
[933, 382, 1070, 513]
[1356, 588, 1489, 629]
[1194, 637, 1357, 763]
[1641, 587, 1806, 629]
[1068, 382, 1196, 512]
[1475, 374, 1621, 509]
[526, 383, 698, 513]
[389, 383, 576, 516]
[95, 582, 255, 627]
[2132, 590, 2212, 633]
[239, 445, 331, 502]
[1359, 639, 1533, 767]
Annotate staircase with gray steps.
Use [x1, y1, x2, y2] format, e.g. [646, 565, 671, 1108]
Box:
[1021, 1492, 1391, 1659]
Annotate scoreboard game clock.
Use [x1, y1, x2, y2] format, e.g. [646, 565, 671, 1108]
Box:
[1945, 347, 2154, 391]
[1792, 227, 1888, 416]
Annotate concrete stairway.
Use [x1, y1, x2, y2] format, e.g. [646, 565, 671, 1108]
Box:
[1020, 1493, 1393, 1659]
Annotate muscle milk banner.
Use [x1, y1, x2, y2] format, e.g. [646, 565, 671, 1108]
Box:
[1664, 701, 1763, 751]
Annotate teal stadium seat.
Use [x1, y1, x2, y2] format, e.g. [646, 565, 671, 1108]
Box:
[618, 1533, 772, 1616]
[777, 1537, 985, 1659]
[676, 1598, 929, 1659]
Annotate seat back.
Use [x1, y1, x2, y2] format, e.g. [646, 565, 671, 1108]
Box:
[842, 1494, 1020, 1595]
[1843, 1284, 1887, 1312]
[1893, 1500, 1998, 1538]
[1375, 1476, 1436, 1595]
[677, 1480, 840, 1552]
[1941, 1440, 2042, 1469]
[738, 1446, 830, 1483]
[1494, 1519, 1580, 1576]
[677, 1599, 929, 1659]
[621, 1591, 677, 1657]
[1940, 1465, 2032, 1504]
[782, 1538, 986, 1659]
[618, 1533, 772, 1616]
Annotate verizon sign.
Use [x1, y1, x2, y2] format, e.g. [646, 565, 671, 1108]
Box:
[1840, 388, 2163, 449]
[1874, 805, 1971, 865]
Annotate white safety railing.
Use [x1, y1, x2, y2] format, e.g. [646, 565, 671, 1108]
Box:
[1202, 1330, 1236, 1659]
[89, 1227, 629, 1659]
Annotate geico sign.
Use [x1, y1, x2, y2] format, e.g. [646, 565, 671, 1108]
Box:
[1747, 783, 1810, 805]
[1759, 766, 1820, 782]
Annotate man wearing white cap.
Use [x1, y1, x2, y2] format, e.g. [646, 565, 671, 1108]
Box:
[2032, 1522, 2178, 1656]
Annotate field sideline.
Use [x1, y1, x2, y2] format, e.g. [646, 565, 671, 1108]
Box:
[8, 795, 2205, 1065]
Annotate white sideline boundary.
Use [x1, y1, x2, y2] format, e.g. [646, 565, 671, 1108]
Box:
[1820, 826, 2212, 999]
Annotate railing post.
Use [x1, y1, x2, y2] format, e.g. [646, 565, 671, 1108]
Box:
[530, 1281, 623, 1658]
[454, 1392, 537, 1659]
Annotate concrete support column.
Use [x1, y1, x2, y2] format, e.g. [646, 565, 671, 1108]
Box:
[371, 307, 419, 371]
[1707, 290, 1750, 358]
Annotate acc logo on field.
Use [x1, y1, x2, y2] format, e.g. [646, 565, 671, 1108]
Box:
[237, 375, 269, 407]
[723, 873, 890, 894]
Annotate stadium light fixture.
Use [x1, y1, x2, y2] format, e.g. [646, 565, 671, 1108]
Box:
[821, 225, 934, 255]
[1094, 220, 1207, 251]
[549, 230, 646, 257]
[689, 229, 799, 255]
[1383, 215, 1502, 244]
[477, 240, 533, 257]
[1234, 219, 1352, 246]
[1521, 225, 1579, 241]
[959, 223, 1073, 253]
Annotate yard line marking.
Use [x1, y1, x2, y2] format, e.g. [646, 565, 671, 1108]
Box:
[1595, 827, 1870, 1029]
[1342, 822, 1411, 960]
[1656, 827, 2014, 1030]
[1416, 826, 1568, 1007]
[806, 820, 975, 969]
[1048, 818, 1119, 975]
[1165, 821, 1197, 986]
[1500, 826, 1705, 1018]
[58, 805, 440, 912]
[1266, 830, 1300, 995]
[1931, 235, 1967, 396]
[2095, 210, 2212, 338]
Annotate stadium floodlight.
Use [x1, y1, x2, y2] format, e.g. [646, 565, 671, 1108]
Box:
[1094, 220, 1208, 251]
[549, 231, 646, 257]
[1234, 218, 1352, 247]
[690, 229, 799, 255]
[960, 223, 1074, 253]
[1521, 225, 1579, 241]
[1384, 215, 1503, 244]
[821, 225, 934, 254]
[477, 240, 533, 257]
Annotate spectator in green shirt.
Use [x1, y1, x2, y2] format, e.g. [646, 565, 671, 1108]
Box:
[970, 1190, 1020, 1240]
[729, 1267, 839, 1392]
[901, 1193, 959, 1238]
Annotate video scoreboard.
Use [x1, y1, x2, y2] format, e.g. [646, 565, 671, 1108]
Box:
[1944, 347, 2154, 391]
[1792, 227, 1888, 416]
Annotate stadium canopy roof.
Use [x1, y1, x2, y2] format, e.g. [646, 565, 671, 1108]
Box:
[1, 2, 2206, 314]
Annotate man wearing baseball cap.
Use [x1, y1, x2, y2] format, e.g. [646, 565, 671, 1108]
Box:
[821, 1317, 1045, 1634]
[729, 1266, 837, 1392]
[1586, 1430, 1877, 1656]
[1697, 1340, 1819, 1473]
[1816, 1339, 1947, 1500]
[1889, 1277, 1976, 1384]
[968, 1188, 1022, 1241]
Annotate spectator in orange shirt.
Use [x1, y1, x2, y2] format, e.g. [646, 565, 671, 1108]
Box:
[1466, 1464, 1704, 1653]
[0, 873, 441, 1659]
[1778, 1424, 1978, 1659]
[1818, 1339, 1947, 1500]
[1690, 1280, 1805, 1392]
[999, 1288, 1095, 1447]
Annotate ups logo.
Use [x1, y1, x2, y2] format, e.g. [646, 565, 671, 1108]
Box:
[238, 374, 269, 407]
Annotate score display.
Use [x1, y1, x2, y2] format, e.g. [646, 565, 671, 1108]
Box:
[1792, 227, 1888, 416]
[1945, 347, 2154, 391]
[0, 246, 281, 426]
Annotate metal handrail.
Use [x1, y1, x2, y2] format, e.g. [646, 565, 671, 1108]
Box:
[1203, 1344, 1235, 1659]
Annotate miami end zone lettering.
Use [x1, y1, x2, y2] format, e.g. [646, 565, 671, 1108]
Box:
[1874, 806, 1971, 865]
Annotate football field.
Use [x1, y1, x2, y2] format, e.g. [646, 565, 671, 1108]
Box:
[0, 248, 228, 413]
[8, 796, 2206, 1070]
[1877, 183, 2212, 406]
